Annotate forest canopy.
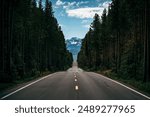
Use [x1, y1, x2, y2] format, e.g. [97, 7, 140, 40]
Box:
[78, 0, 150, 82]
[0, 0, 73, 82]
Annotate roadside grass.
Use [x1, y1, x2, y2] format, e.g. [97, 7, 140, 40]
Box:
[0, 66, 71, 92]
[0, 83, 15, 91]
[0, 71, 51, 92]
[97, 70, 150, 96]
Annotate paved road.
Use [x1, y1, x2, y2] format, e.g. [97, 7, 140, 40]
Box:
[0, 62, 149, 100]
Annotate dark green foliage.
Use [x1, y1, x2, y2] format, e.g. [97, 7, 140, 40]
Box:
[0, 0, 72, 82]
[78, 0, 150, 82]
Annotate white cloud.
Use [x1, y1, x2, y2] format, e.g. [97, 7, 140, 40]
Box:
[66, 7, 104, 19]
[99, 1, 111, 8]
[59, 24, 66, 28]
[65, 0, 112, 19]
[63, 1, 76, 9]
[68, 2, 76, 6]
[36, 1, 45, 8]
[62, 1, 89, 10]
[76, 1, 89, 7]
[63, 5, 68, 9]
[56, 0, 65, 6]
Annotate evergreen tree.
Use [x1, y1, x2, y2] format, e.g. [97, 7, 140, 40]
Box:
[0, 0, 73, 82]
[78, 0, 150, 83]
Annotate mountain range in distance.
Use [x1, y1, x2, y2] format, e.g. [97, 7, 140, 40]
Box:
[66, 37, 82, 61]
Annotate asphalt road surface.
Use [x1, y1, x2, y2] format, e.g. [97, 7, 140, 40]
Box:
[0, 62, 150, 100]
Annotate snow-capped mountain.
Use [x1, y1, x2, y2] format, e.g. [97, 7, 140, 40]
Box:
[66, 37, 82, 61]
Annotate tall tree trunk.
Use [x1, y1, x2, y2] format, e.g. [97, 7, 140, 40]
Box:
[144, 0, 150, 82]
[0, 1, 14, 81]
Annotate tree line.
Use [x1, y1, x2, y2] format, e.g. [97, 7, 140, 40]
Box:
[0, 0, 73, 82]
[78, 0, 150, 82]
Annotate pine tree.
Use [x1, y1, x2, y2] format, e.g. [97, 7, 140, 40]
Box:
[78, 0, 150, 83]
[0, 0, 73, 82]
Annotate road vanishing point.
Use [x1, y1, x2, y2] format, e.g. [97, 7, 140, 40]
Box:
[0, 62, 150, 100]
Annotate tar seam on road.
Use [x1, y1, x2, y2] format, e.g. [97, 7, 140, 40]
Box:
[0, 73, 56, 99]
[97, 73, 150, 100]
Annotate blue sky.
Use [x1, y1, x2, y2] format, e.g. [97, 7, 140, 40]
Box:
[46, 0, 111, 39]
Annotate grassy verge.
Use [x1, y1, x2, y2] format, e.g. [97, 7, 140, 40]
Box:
[0, 83, 15, 91]
[96, 70, 150, 95]
[0, 71, 51, 92]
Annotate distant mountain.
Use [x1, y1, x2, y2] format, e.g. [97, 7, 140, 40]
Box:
[66, 37, 82, 61]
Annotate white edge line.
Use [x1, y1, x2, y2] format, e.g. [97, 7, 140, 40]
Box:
[97, 73, 150, 99]
[1, 73, 55, 99]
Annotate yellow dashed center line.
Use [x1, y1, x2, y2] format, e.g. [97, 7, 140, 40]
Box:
[74, 73, 79, 91]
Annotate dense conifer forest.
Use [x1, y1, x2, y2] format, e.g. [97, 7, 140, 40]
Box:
[0, 0, 73, 82]
[78, 0, 150, 83]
